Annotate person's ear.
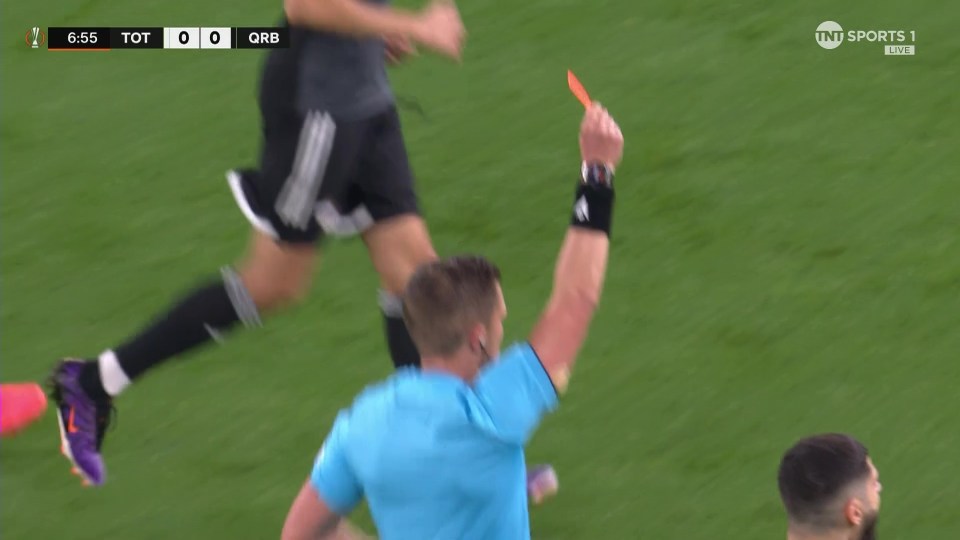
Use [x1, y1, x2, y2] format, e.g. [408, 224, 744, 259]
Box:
[843, 498, 864, 526]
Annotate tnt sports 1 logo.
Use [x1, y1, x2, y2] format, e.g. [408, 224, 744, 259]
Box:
[815, 21, 844, 49]
[815, 21, 917, 55]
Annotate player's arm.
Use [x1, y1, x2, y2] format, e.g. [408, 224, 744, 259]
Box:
[282, 415, 370, 540]
[284, 0, 465, 60]
[528, 104, 624, 394]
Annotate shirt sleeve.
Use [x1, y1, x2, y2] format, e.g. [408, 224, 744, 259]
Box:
[472, 342, 560, 445]
[309, 411, 363, 515]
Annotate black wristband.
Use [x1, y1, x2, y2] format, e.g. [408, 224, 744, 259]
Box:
[570, 163, 615, 236]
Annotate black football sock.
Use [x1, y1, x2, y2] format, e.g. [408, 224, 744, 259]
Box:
[78, 267, 261, 398]
[379, 290, 420, 369]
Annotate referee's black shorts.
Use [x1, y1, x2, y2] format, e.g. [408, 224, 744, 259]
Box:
[228, 105, 420, 244]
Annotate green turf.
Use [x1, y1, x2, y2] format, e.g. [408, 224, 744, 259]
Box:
[2, 0, 959, 537]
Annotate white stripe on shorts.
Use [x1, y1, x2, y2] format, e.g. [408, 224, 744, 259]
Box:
[315, 199, 375, 237]
[275, 111, 337, 229]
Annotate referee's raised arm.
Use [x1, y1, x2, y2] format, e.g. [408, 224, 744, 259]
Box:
[529, 104, 624, 394]
[284, 0, 465, 60]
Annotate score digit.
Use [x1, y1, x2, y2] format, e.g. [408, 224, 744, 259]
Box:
[166, 27, 201, 49]
[199, 27, 231, 49]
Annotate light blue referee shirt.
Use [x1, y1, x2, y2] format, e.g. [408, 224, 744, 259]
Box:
[309, 342, 559, 540]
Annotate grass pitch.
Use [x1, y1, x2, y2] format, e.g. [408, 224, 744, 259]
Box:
[2, 0, 958, 537]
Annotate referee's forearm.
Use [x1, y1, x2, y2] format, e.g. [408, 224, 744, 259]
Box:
[545, 228, 609, 347]
[285, 0, 420, 38]
[552, 228, 609, 311]
[529, 227, 610, 392]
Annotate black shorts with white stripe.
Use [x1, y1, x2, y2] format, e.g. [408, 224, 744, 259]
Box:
[228, 105, 421, 244]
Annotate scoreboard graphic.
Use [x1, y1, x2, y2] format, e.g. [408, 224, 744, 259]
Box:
[32, 27, 289, 50]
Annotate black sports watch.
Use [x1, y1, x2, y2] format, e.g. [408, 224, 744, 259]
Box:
[580, 161, 614, 187]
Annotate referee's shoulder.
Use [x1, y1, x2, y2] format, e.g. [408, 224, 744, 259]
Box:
[346, 374, 407, 409]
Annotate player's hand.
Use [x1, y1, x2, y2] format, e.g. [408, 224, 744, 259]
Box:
[384, 35, 417, 65]
[413, 0, 465, 61]
[579, 103, 623, 171]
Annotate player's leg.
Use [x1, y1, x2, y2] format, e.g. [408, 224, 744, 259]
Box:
[94, 231, 315, 392]
[340, 106, 436, 370]
[73, 109, 360, 412]
[316, 205, 429, 369]
[47, 102, 345, 485]
[49, 227, 318, 485]
[364, 216, 438, 369]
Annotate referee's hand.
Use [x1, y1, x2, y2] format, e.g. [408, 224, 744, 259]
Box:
[414, 0, 466, 61]
[579, 104, 623, 171]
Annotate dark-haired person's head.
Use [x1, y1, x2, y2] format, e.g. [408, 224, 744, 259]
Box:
[778, 434, 882, 540]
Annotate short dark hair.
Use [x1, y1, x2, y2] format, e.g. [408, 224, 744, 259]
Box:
[778, 433, 871, 526]
[402, 255, 502, 357]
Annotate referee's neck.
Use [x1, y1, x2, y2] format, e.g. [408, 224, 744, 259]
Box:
[787, 525, 854, 540]
[420, 352, 478, 382]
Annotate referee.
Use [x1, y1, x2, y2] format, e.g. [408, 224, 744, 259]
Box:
[49, 0, 465, 485]
[281, 104, 623, 539]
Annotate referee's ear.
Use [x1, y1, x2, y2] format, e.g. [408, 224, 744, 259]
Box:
[466, 323, 485, 355]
